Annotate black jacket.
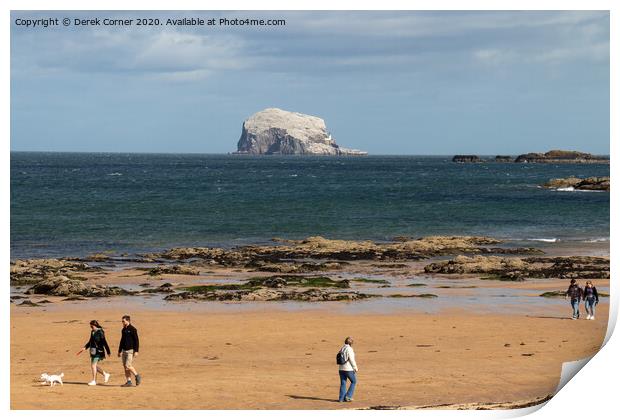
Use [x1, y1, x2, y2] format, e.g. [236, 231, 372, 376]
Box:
[118, 324, 140, 353]
[85, 328, 111, 359]
[583, 286, 599, 303]
[566, 284, 583, 300]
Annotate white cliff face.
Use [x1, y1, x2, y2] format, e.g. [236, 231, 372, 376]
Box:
[235, 108, 367, 155]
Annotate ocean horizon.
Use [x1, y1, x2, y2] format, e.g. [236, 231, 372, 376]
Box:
[9, 150, 612, 157]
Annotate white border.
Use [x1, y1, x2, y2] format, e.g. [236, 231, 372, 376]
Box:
[3, 1, 617, 420]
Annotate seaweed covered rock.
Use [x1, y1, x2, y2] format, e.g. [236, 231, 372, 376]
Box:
[424, 255, 609, 280]
[26, 276, 133, 297]
[164, 288, 377, 302]
[245, 275, 350, 288]
[10, 259, 94, 285]
[148, 265, 201, 276]
[149, 235, 541, 266]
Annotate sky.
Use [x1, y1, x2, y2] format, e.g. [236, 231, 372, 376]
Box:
[10, 10, 610, 155]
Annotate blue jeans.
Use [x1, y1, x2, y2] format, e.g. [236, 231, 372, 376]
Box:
[571, 298, 581, 318]
[339, 370, 357, 401]
[585, 297, 597, 317]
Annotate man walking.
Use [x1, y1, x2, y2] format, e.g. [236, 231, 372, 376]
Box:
[337, 336, 358, 402]
[565, 279, 584, 320]
[118, 315, 142, 387]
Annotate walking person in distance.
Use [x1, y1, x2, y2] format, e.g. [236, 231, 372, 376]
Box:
[118, 315, 142, 387]
[336, 336, 358, 402]
[565, 279, 584, 320]
[583, 280, 599, 320]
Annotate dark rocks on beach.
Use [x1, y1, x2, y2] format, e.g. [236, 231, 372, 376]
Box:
[244, 259, 349, 273]
[17, 300, 41, 307]
[246, 275, 350, 289]
[515, 150, 608, 164]
[452, 155, 483, 163]
[161, 273, 378, 302]
[148, 236, 542, 268]
[139, 284, 176, 294]
[387, 294, 438, 298]
[26, 276, 134, 297]
[165, 288, 377, 302]
[148, 265, 201, 276]
[351, 278, 390, 285]
[424, 255, 609, 280]
[10, 258, 97, 285]
[542, 176, 609, 191]
[539, 291, 565, 298]
[494, 155, 513, 162]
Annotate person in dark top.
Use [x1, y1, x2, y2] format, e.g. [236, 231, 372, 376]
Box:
[583, 281, 600, 320]
[76, 320, 111, 386]
[565, 279, 584, 320]
[118, 315, 142, 387]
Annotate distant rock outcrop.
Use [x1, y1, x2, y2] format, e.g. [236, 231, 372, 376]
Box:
[452, 155, 483, 163]
[494, 155, 512, 162]
[515, 150, 608, 164]
[234, 108, 367, 155]
[542, 176, 609, 191]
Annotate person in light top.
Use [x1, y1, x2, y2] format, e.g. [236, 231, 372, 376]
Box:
[337, 336, 358, 402]
[583, 280, 600, 320]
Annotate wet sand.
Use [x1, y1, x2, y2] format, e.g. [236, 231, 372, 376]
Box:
[11, 304, 608, 409]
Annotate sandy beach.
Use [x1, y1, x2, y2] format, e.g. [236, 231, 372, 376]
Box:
[10, 235, 610, 410]
[11, 303, 608, 410]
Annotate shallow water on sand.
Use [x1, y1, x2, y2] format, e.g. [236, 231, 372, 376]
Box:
[12, 278, 608, 317]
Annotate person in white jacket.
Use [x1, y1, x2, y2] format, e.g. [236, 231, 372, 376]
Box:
[338, 336, 358, 402]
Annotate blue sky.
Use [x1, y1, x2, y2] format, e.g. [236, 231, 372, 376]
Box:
[10, 11, 609, 154]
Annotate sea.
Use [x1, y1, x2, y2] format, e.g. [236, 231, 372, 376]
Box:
[10, 152, 610, 259]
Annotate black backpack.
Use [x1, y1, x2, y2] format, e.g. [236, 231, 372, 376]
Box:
[336, 347, 348, 365]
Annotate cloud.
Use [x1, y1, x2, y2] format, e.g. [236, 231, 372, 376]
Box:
[10, 10, 609, 80]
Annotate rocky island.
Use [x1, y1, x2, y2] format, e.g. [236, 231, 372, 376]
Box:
[515, 150, 608, 164]
[452, 151, 608, 164]
[542, 176, 610, 191]
[234, 108, 367, 155]
[452, 155, 483, 163]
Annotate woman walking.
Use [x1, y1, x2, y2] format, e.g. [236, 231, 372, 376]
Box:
[583, 281, 599, 320]
[337, 336, 358, 402]
[77, 320, 111, 386]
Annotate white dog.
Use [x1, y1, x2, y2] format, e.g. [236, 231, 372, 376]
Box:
[40, 373, 64, 386]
